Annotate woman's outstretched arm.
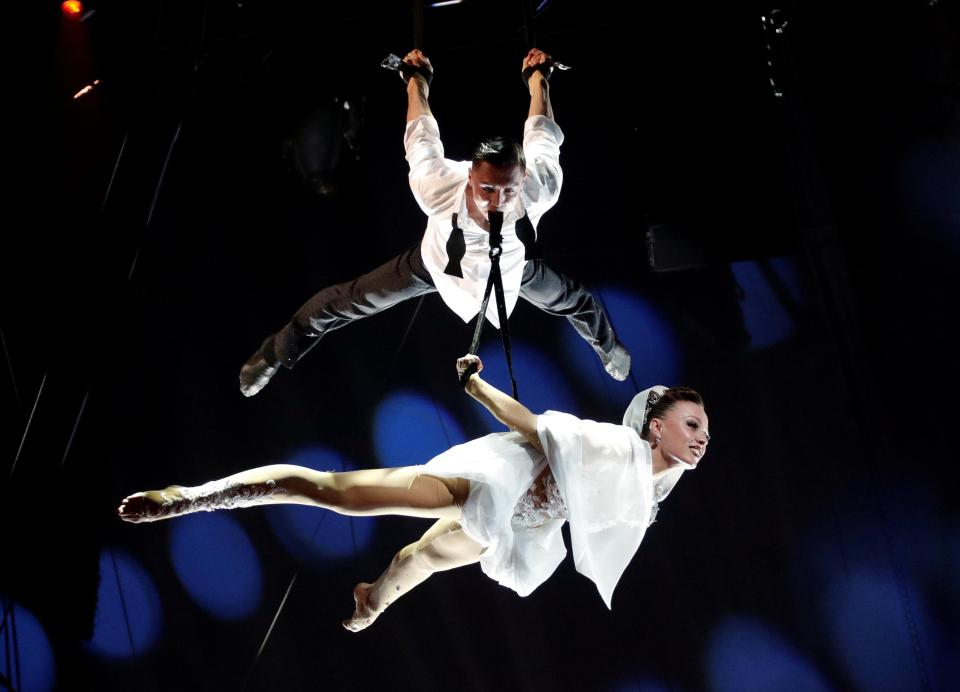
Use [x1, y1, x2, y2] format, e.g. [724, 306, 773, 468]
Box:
[456, 355, 541, 449]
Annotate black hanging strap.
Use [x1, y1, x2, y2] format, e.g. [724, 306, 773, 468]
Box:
[459, 211, 519, 400]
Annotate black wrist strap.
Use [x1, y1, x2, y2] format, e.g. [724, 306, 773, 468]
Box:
[522, 62, 554, 88]
[459, 361, 479, 388]
[522, 59, 572, 88]
[381, 53, 433, 86]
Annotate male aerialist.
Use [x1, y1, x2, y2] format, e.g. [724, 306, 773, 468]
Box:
[240, 48, 630, 397]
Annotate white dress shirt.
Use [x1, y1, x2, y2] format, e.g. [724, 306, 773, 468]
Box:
[404, 114, 564, 328]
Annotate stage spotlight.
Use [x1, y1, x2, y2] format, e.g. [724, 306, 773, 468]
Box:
[0, 598, 56, 691]
[373, 391, 467, 468]
[731, 256, 804, 350]
[646, 223, 708, 273]
[87, 550, 163, 660]
[73, 78, 100, 99]
[169, 514, 263, 621]
[706, 615, 831, 692]
[283, 97, 362, 197]
[61, 1, 82, 19]
[823, 567, 949, 690]
[562, 287, 681, 410]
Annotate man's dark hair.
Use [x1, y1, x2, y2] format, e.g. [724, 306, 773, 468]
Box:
[472, 136, 525, 170]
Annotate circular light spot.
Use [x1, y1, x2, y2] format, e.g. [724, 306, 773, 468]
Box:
[169, 513, 262, 621]
[706, 615, 832, 692]
[88, 549, 163, 659]
[0, 598, 56, 690]
[562, 286, 680, 409]
[373, 391, 467, 467]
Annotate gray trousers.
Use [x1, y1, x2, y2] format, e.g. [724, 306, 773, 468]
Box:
[272, 242, 616, 367]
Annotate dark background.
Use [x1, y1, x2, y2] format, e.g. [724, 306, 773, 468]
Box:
[3, 0, 958, 690]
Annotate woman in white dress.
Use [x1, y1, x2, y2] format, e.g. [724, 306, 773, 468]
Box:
[118, 355, 709, 631]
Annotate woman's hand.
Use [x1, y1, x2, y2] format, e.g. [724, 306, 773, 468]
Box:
[456, 354, 483, 382]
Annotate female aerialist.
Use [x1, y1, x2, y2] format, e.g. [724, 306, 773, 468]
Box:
[119, 355, 709, 631]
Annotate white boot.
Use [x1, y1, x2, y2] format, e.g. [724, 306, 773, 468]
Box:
[118, 479, 286, 523]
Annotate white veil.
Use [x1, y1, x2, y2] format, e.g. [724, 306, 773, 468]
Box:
[623, 385, 687, 507]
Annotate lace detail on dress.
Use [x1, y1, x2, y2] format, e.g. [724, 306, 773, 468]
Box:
[511, 468, 568, 530]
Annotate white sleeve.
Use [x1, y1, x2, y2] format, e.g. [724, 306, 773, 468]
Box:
[522, 115, 564, 213]
[404, 115, 466, 216]
[537, 411, 654, 610]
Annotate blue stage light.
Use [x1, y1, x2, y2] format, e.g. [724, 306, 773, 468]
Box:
[373, 390, 467, 467]
[0, 598, 56, 691]
[707, 615, 832, 692]
[823, 567, 950, 691]
[266, 447, 376, 564]
[87, 549, 163, 659]
[731, 257, 804, 350]
[792, 503, 958, 689]
[475, 339, 579, 432]
[169, 514, 262, 621]
[561, 286, 680, 409]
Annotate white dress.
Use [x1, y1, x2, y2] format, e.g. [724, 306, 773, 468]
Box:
[421, 410, 663, 609]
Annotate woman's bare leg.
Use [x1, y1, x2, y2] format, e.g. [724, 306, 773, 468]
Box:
[343, 519, 484, 632]
[117, 464, 469, 523]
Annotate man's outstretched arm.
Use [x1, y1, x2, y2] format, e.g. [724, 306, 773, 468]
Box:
[524, 48, 554, 121]
[404, 49, 433, 122]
